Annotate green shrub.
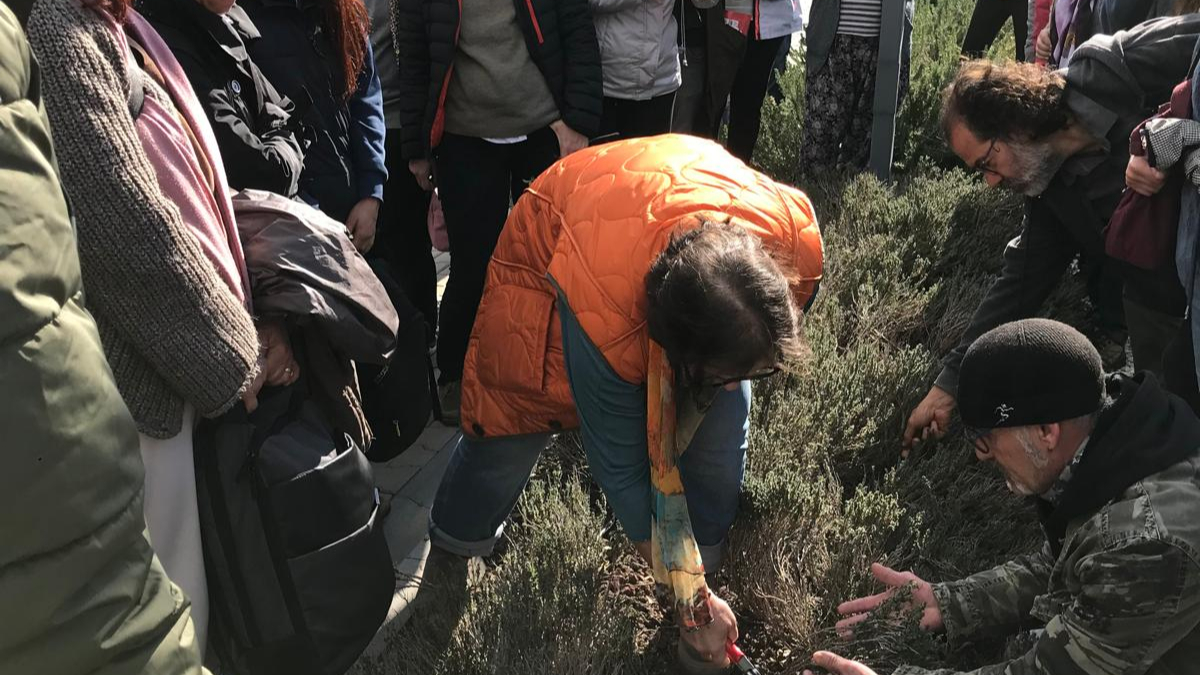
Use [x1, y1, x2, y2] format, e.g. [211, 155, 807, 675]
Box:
[895, 0, 977, 171]
[378, 469, 657, 675]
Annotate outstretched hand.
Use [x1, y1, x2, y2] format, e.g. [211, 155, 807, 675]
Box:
[804, 651, 879, 675]
[835, 563, 944, 638]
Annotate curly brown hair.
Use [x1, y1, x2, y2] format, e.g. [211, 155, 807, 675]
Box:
[941, 60, 1071, 142]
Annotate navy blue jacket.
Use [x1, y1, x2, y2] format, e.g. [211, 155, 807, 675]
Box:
[240, 0, 387, 222]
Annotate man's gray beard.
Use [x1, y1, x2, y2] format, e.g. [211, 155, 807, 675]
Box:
[1002, 141, 1068, 197]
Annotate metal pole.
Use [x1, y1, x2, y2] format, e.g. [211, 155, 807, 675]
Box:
[869, 0, 906, 182]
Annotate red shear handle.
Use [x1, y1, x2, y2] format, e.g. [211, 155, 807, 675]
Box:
[727, 642, 746, 661]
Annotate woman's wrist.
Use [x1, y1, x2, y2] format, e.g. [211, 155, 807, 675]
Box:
[677, 594, 715, 631]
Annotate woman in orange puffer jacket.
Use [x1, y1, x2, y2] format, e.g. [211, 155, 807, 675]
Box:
[429, 134, 823, 668]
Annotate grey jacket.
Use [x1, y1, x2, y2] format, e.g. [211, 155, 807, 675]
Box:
[805, 0, 913, 75]
[589, 0, 680, 100]
[1173, 46, 1200, 397]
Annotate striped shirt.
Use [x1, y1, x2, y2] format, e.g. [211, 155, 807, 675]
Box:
[837, 0, 883, 37]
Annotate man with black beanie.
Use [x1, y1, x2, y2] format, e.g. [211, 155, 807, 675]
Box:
[809, 319, 1200, 675]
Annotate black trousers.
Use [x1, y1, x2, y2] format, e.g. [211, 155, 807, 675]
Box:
[599, 92, 676, 142]
[370, 131, 437, 344]
[709, 31, 786, 163]
[433, 128, 560, 384]
[961, 0, 1029, 62]
[1165, 322, 1200, 415]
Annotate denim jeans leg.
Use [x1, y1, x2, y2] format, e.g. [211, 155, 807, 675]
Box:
[429, 432, 554, 556]
[677, 381, 751, 571]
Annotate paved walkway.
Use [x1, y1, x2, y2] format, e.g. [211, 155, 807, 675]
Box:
[350, 249, 459, 672]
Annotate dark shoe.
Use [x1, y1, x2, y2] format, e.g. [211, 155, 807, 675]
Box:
[438, 380, 461, 427]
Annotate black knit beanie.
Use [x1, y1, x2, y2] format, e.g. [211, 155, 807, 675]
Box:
[958, 318, 1104, 430]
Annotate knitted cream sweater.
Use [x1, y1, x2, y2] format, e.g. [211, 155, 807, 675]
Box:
[27, 0, 259, 438]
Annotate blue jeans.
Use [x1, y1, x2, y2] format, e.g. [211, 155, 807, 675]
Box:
[430, 299, 750, 569]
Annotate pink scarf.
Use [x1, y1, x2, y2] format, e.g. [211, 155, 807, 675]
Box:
[117, 9, 253, 307]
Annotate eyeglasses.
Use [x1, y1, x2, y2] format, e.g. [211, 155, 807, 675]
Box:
[963, 426, 993, 456]
[972, 139, 1000, 176]
[700, 366, 782, 389]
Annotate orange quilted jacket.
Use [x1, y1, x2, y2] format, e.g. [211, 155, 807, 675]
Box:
[461, 134, 824, 439]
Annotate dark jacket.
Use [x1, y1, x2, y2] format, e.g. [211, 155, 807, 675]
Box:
[139, 0, 305, 197]
[937, 16, 1200, 393]
[393, 0, 603, 161]
[240, 0, 387, 222]
[1, 4, 203, 672]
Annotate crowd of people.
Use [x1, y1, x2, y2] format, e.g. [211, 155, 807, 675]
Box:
[5, 0, 1200, 673]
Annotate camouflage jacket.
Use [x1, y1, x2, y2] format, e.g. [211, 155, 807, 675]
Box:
[894, 452, 1200, 675]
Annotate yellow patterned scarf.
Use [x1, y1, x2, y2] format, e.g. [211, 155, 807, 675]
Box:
[646, 341, 712, 628]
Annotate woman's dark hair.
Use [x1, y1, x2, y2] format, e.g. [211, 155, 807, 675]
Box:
[940, 60, 1070, 142]
[645, 220, 804, 386]
[1177, 0, 1200, 14]
[322, 0, 370, 101]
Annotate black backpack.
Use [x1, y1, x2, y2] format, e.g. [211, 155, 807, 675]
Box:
[358, 258, 435, 462]
[195, 382, 393, 675]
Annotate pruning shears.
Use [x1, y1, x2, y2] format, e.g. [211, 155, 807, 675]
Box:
[726, 641, 762, 675]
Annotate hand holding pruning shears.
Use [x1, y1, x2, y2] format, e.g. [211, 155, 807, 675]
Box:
[679, 594, 738, 667]
[727, 641, 762, 674]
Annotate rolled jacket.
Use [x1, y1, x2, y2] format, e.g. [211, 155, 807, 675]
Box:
[233, 189, 399, 364]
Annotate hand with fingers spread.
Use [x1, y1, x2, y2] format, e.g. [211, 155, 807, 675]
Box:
[835, 563, 943, 638]
[902, 385, 955, 457]
[803, 651, 878, 675]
